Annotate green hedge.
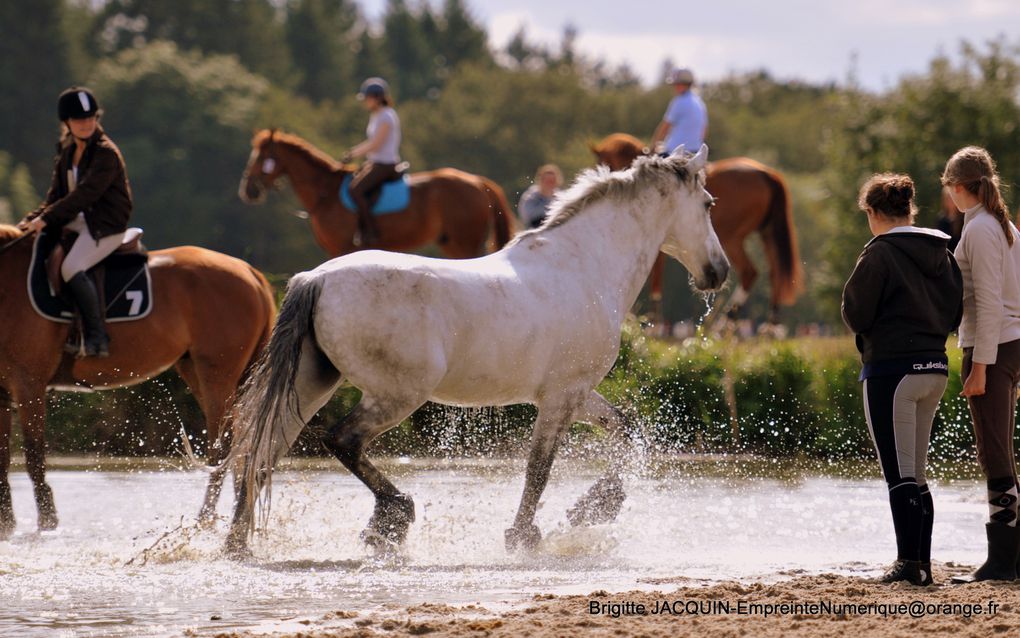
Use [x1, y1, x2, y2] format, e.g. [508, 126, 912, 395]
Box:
[8, 323, 981, 463]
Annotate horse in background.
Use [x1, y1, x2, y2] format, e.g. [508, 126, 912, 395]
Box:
[239, 129, 515, 259]
[590, 133, 802, 324]
[224, 146, 728, 557]
[0, 225, 275, 537]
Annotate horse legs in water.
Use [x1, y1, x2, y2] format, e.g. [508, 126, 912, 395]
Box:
[0, 388, 14, 539]
[505, 394, 587, 551]
[566, 391, 635, 528]
[13, 388, 57, 531]
[321, 395, 423, 549]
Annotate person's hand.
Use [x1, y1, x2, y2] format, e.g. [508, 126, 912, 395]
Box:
[22, 216, 46, 234]
[340, 151, 354, 164]
[961, 363, 987, 397]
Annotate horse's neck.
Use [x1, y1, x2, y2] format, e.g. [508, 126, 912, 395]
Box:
[542, 194, 667, 316]
[280, 145, 337, 207]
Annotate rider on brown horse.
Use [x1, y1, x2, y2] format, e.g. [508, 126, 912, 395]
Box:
[341, 77, 401, 247]
[19, 87, 132, 358]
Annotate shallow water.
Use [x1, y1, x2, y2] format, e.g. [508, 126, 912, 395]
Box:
[1, 456, 989, 637]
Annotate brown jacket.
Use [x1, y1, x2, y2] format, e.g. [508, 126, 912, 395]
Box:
[31, 127, 132, 240]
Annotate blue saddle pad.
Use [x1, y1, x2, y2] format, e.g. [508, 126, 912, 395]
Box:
[339, 174, 410, 215]
[28, 230, 153, 323]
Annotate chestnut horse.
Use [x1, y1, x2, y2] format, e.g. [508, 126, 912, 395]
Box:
[591, 133, 802, 321]
[0, 225, 275, 538]
[239, 129, 515, 259]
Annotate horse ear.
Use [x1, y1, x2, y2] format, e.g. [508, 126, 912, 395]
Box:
[689, 144, 709, 172]
[670, 144, 686, 157]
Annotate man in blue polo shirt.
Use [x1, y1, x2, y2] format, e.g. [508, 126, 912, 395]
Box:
[651, 67, 708, 156]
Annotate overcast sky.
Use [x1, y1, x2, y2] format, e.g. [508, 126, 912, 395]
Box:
[360, 0, 1020, 90]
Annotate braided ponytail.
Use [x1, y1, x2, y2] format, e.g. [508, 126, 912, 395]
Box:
[943, 146, 1014, 246]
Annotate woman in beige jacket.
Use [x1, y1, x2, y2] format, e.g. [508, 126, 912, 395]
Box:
[944, 146, 1020, 583]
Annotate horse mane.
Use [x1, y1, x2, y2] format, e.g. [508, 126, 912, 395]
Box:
[253, 129, 344, 175]
[0, 224, 23, 243]
[510, 153, 694, 246]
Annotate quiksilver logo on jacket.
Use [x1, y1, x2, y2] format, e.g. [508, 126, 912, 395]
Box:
[913, 361, 948, 371]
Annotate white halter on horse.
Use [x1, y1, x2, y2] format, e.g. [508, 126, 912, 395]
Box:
[225, 144, 729, 556]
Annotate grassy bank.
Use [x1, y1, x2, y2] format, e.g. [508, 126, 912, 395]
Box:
[8, 325, 978, 464]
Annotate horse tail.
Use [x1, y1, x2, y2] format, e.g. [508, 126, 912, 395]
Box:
[230, 271, 324, 537]
[481, 177, 515, 249]
[762, 169, 802, 307]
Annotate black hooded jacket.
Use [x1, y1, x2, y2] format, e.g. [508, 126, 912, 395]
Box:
[842, 227, 963, 373]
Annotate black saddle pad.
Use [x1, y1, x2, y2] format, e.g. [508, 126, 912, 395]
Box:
[28, 230, 153, 323]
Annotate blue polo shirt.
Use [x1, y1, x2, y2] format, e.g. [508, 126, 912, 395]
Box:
[663, 91, 708, 154]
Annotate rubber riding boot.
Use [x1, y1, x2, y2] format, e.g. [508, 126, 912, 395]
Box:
[919, 561, 934, 586]
[880, 559, 926, 586]
[952, 522, 1020, 583]
[66, 272, 110, 357]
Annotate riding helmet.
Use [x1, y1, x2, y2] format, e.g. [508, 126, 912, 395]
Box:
[58, 86, 100, 120]
[357, 77, 389, 100]
[665, 68, 695, 86]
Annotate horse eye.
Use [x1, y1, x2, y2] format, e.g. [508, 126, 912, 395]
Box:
[705, 196, 717, 210]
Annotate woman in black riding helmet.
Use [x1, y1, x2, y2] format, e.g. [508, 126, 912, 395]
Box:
[20, 86, 133, 357]
[341, 77, 402, 247]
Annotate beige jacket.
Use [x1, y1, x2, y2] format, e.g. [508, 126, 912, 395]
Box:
[955, 204, 1020, 364]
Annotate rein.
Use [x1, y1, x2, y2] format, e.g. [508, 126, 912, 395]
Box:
[0, 231, 33, 257]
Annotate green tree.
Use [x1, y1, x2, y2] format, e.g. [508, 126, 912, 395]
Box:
[285, 0, 362, 102]
[819, 38, 1020, 322]
[0, 0, 72, 184]
[382, 0, 436, 100]
[89, 41, 319, 272]
[91, 0, 294, 85]
[0, 151, 40, 225]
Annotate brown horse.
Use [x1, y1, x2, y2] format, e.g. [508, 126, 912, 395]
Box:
[590, 133, 802, 321]
[0, 224, 275, 538]
[239, 129, 515, 258]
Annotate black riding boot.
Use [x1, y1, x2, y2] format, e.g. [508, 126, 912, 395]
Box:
[952, 523, 1020, 583]
[66, 272, 109, 357]
[355, 208, 380, 247]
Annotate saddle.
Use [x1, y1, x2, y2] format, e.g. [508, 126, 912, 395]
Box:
[29, 228, 153, 331]
[339, 163, 411, 215]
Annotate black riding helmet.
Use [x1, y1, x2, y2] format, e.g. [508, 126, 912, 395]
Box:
[58, 86, 100, 121]
[357, 77, 389, 100]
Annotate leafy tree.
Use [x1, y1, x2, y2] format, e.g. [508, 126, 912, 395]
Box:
[89, 41, 318, 271]
[0, 0, 72, 184]
[381, 0, 436, 100]
[285, 0, 362, 101]
[819, 38, 1020, 322]
[91, 0, 293, 85]
[0, 151, 40, 225]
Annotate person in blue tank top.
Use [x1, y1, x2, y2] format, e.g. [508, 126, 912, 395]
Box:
[341, 77, 401, 247]
[651, 67, 708, 156]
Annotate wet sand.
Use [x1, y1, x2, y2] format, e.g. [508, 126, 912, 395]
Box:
[210, 563, 1020, 638]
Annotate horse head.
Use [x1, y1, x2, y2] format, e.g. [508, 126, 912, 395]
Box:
[590, 133, 648, 171]
[655, 145, 729, 291]
[239, 129, 285, 204]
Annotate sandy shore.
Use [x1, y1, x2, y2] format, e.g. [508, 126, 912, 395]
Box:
[207, 562, 1020, 638]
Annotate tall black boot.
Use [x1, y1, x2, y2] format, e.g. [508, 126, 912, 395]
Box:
[951, 523, 1020, 583]
[65, 272, 109, 358]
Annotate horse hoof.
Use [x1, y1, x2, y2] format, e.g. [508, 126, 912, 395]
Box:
[505, 524, 542, 552]
[38, 512, 58, 531]
[567, 476, 626, 527]
[364, 494, 415, 546]
[223, 535, 253, 561]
